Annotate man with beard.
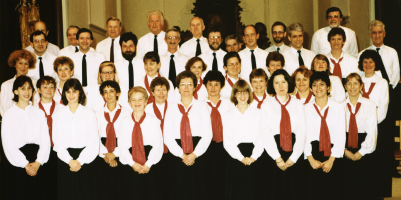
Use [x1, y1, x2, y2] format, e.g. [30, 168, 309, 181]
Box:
[160, 28, 189, 87]
[224, 34, 243, 53]
[115, 32, 145, 89]
[180, 17, 210, 57]
[311, 7, 358, 57]
[27, 31, 57, 80]
[266, 22, 290, 54]
[199, 26, 227, 77]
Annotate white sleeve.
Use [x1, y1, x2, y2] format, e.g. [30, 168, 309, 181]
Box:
[163, 109, 184, 158]
[304, 107, 313, 158]
[310, 32, 319, 54]
[36, 115, 51, 165]
[53, 112, 73, 164]
[76, 112, 100, 165]
[193, 103, 213, 157]
[260, 105, 281, 160]
[145, 118, 164, 168]
[359, 103, 378, 156]
[348, 31, 359, 58]
[377, 80, 389, 123]
[251, 127, 264, 161]
[331, 77, 346, 103]
[117, 119, 135, 167]
[222, 113, 244, 161]
[0, 83, 14, 117]
[289, 106, 307, 163]
[331, 105, 346, 158]
[391, 49, 400, 87]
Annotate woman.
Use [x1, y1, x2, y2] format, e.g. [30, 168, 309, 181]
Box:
[52, 78, 99, 200]
[261, 69, 306, 200]
[266, 51, 285, 76]
[223, 80, 264, 199]
[1, 75, 51, 199]
[118, 86, 164, 199]
[304, 71, 346, 200]
[175, 56, 208, 101]
[220, 52, 244, 99]
[343, 73, 378, 200]
[291, 66, 314, 104]
[249, 68, 271, 108]
[52, 56, 74, 105]
[310, 54, 345, 103]
[164, 71, 213, 200]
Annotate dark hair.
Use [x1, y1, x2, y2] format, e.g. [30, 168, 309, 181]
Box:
[176, 71, 198, 89]
[309, 71, 331, 90]
[327, 27, 346, 42]
[61, 78, 86, 105]
[30, 31, 47, 43]
[311, 54, 331, 75]
[143, 51, 160, 64]
[99, 80, 121, 101]
[267, 69, 295, 95]
[150, 77, 170, 93]
[12, 75, 35, 102]
[224, 34, 241, 44]
[271, 21, 287, 32]
[203, 70, 225, 88]
[53, 56, 74, 72]
[223, 52, 241, 66]
[76, 28, 93, 40]
[185, 57, 207, 72]
[291, 66, 313, 82]
[208, 26, 223, 38]
[119, 32, 138, 47]
[66, 25, 80, 36]
[255, 22, 267, 36]
[358, 50, 383, 72]
[266, 51, 285, 66]
[36, 76, 57, 97]
[249, 68, 268, 83]
[326, 7, 343, 19]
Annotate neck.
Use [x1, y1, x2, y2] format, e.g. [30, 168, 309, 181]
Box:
[16, 100, 30, 110]
[208, 95, 220, 104]
[365, 72, 375, 78]
[292, 46, 302, 50]
[68, 102, 79, 113]
[275, 42, 284, 47]
[149, 73, 158, 78]
[107, 101, 117, 112]
[228, 74, 239, 80]
[152, 31, 161, 36]
[16, 73, 25, 78]
[181, 96, 193, 108]
[194, 35, 202, 39]
[80, 48, 90, 54]
[168, 48, 178, 54]
[237, 103, 248, 114]
[298, 89, 310, 98]
[133, 110, 144, 120]
[110, 35, 119, 39]
[255, 91, 265, 97]
[315, 96, 328, 110]
[35, 51, 45, 57]
[277, 94, 288, 102]
[349, 95, 359, 106]
[72, 44, 78, 47]
[155, 100, 165, 105]
[331, 49, 342, 59]
[59, 81, 66, 89]
[41, 97, 52, 104]
[247, 45, 257, 50]
[373, 43, 383, 48]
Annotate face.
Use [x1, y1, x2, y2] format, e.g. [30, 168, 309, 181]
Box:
[273, 74, 288, 96]
[102, 86, 120, 104]
[34, 22, 49, 35]
[106, 20, 122, 39]
[243, 26, 259, 49]
[31, 34, 48, 55]
[189, 18, 205, 37]
[225, 39, 240, 52]
[65, 88, 80, 104]
[77, 32, 92, 51]
[190, 61, 203, 80]
[57, 64, 73, 82]
[178, 77, 195, 97]
[129, 92, 147, 112]
[206, 81, 222, 98]
[272, 25, 287, 44]
[100, 66, 115, 82]
[14, 82, 33, 103]
[288, 30, 303, 50]
[327, 11, 342, 28]
[329, 34, 344, 51]
[15, 58, 30, 76]
[38, 83, 55, 100]
[152, 85, 168, 104]
[208, 32, 222, 51]
[370, 25, 386, 47]
[67, 28, 79, 46]
[121, 40, 136, 57]
[345, 77, 362, 97]
[224, 57, 241, 78]
[362, 58, 376, 75]
[147, 14, 164, 35]
[251, 77, 267, 95]
[267, 60, 283, 75]
[235, 90, 249, 105]
[313, 59, 328, 72]
[144, 60, 160, 77]
[165, 31, 181, 50]
[311, 80, 329, 99]
[295, 72, 310, 93]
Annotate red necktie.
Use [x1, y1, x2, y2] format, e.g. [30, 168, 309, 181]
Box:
[330, 57, 343, 79]
[347, 102, 361, 148]
[193, 78, 203, 100]
[104, 107, 122, 153]
[38, 100, 56, 147]
[207, 100, 223, 143]
[362, 82, 376, 99]
[131, 112, 147, 165]
[275, 96, 292, 152]
[313, 104, 331, 157]
[145, 74, 161, 104]
[295, 90, 313, 105]
[225, 74, 241, 88]
[178, 104, 194, 153]
[253, 92, 267, 109]
[57, 89, 63, 105]
[153, 101, 169, 153]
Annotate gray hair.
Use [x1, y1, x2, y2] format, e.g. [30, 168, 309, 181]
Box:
[369, 20, 385, 32]
[165, 28, 181, 39]
[147, 10, 164, 24]
[106, 17, 122, 26]
[287, 22, 304, 37]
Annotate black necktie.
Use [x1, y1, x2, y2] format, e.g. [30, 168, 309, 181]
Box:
[75, 46, 79, 53]
[110, 39, 115, 62]
[297, 50, 304, 66]
[251, 50, 256, 70]
[39, 57, 44, 78]
[169, 55, 177, 88]
[154, 35, 158, 54]
[195, 39, 201, 57]
[128, 59, 134, 89]
[212, 52, 218, 71]
[277, 47, 280, 53]
[376, 48, 390, 84]
[82, 55, 87, 87]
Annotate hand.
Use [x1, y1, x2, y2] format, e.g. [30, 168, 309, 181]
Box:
[25, 161, 40, 176]
[241, 158, 248, 165]
[276, 158, 287, 171]
[69, 160, 81, 172]
[322, 157, 335, 173]
[344, 149, 355, 160]
[103, 153, 116, 164]
[139, 165, 150, 174]
[247, 157, 255, 165]
[132, 163, 143, 172]
[285, 159, 294, 168]
[353, 152, 362, 161]
[183, 153, 197, 166]
[307, 156, 322, 170]
[109, 159, 118, 167]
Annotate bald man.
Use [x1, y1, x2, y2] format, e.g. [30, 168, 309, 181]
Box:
[180, 17, 210, 57]
[25, 21, 60, 56]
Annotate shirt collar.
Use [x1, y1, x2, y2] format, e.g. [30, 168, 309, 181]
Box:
[291, 46, 302, 54]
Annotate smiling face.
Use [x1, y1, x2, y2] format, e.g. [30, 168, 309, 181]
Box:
[288, 30, 303, 50]
[362, 58, 376, 77]
[189, 17, 205, 38]
[67, 27, 79, 46]
[147, 14, 164, 35]
[14, 82, 33, 103]
[144, 60, 161, 78]
[267, 60, 283, 75]
[208, 32, 222, 51]
[243, 26, 259, 49]
[56, 64, 73, 82]
[77, 32, 92, 53]
[65, 88, 80, 104]
[165, 31, 180, 50]
[251, 77, 267, 96]
[106, 20, 122, 39]
[100, 66, 115, 82]
[311, 80, 329, 99]
[152, 85, 168, 104]
[102, 86, 120, 104]
[178, 77, 195, 98]
[190, 61, 203, 80]
[329, 34, 345, 51]
[15, 58, 30, 77]
[370, 25, 386, 47]
[295, 72, 310, 93]
[345, 77, 362, 97]
[224, 57, 241, 79]
[313, 59, 328, 72]
[38, 83, 55, 101]
[129, 92, 147, 112]
[327, 11, 342, 28]
[31, 34, 48, 56]
[273, 74, 288, 97]
[206, 81, 222, 98]
[235, 90, 249, 106]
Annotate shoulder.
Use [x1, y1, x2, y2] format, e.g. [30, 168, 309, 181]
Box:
[48, 42, 60, 50]
[303, 48, 316, 56]
[328, 99, 344, 109]
[329, 75, 342, 83]
[138, 32, 152, 42]
[342, 26, 356, 34]
[360, 97, 376, 107]
[313, 28, 327, 36]
[96, 38, 109, 46]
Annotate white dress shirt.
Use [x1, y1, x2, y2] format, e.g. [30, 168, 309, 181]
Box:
[135, 74, 176, 103]
[70, 51, 106, 88]
[58, 45, 79, 57]
[114, 57, 145, 89]
[199, 48, 227, 78]
[223, 106, 264, 161]
[291, 91, 315, 105]
[160, 51, 190, 79]
[26, 42, 60, 56]
[96, 36, 123, 62]
[27, 51, 57, 80]
[164, 98, 213, 158]
[145, 101, 167, 120]
[359, 45, 400, 88]
[265, 44, 290, 54]
[249, 91, 273, 109]
[327, 52, 359, 78]
[85, 84, 130, 113]
[33, 100, 62, 115]
[344, 95, 377, 156]
[282, 47, 316, 76]
[52, 104, 99, 165]
[179, 37, 210, 58]
[220, 75, 244, 99]
[1, 104, 50, 167]
[95, 104, 131, 158]
[329, 75, 346, 103]
[260, 96, 306, 163]
[361, 73, 389, 123]
[0, 77, 37, 116]
[304, 99, 346, 159]
[174, 79, 207, 102]
[311, 26, 358, 58]
[137, 31, 168, 59]
[204, 97, 235, 116]
[238, 47, 269, 82]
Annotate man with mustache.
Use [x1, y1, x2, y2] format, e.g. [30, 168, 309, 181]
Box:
[266, 21, 290, 54]
[96, 17, 123, 62]
[180, 17, 209, 57]
[199, 26, 227, 77]
[311, 7, 358, 58]
[27, 31, 57, 80]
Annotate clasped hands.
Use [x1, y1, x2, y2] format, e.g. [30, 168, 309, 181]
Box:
[25, 161, 41, 176]
[344, 149, 362, 161]
[103, 153, 118, 167]
[275, 157, 294, 171]
[241, 157, 255, 166]
[307, 156, 335, 173]
[132, 163, 150, 174]
[69, 159, 82, 172]
[182, 153, 197, 166]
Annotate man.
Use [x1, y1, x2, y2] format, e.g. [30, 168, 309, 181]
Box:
[137, 10, 168, 58]
[160, 28, 190, 88]
[238, 25, 269, 82]
[115, 32, 145, 89]
[311, 7, 358, 57]
[180, 17, 210, 57]
[224, 34, 242, 53]
[266, 21, 290, 54]
[70, 28, 105, 88]
[282, 22, 316, 76]
[199, 26, 227, 77]
[26, 21, 60, 56]
[27, 31, 57, 80]
[58, 25, 80, 57]
[96, 17, 123, 62]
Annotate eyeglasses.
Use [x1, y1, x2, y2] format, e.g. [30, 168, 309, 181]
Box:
[236, 91, 249, 96]
[209, 36, 221, 40]
[227, 63, 240, 67]
[179, 83, 194, 87]
[101, 71, 114, 75]
[33, 39, 46, 44]
[167, 36, 180, 40]
[328, 15, 340, 19]
[272, 31, 284, 35]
